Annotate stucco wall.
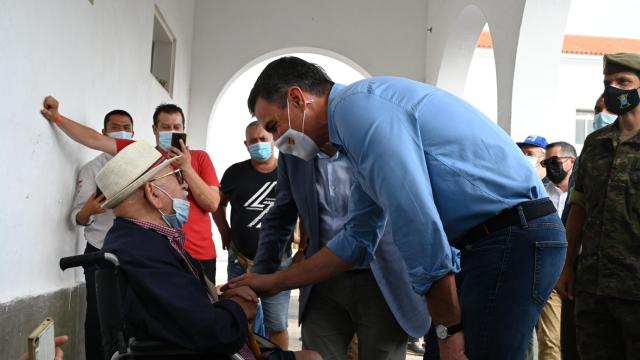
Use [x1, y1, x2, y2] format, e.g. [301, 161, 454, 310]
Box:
[0, 0, 195, 304]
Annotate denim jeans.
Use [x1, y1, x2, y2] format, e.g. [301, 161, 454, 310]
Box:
[456, 211, 567, 360]
[228, 251, 292, 334]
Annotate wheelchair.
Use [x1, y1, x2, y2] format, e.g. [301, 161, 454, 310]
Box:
[60, 252, 258, 360]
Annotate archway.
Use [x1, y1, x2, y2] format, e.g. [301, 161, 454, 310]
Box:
[206, 48, 369, 175]
[204, 49, 369, 284]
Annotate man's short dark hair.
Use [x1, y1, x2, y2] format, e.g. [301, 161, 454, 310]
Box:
[153, 104, 185, 127]
[546, 141, 577, 158]
[103, 109, 133, 129]
[247, 56, 335, 115]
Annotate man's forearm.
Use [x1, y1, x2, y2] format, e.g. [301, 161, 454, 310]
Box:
[275, 247, 352, 290]
[53, 114, 117, 154]
[426, 273, 461, 325]
[564, 205, 586, 266]
[212, 206, 229, 234]
[183, 168, 220, 212]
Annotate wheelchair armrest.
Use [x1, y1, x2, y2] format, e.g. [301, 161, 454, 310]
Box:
[129, 338, 198, 354]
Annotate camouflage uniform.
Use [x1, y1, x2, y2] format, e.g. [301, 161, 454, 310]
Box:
[569, 120, 640, 359]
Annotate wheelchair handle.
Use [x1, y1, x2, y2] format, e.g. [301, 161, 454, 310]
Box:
[59, 252, 120, 270]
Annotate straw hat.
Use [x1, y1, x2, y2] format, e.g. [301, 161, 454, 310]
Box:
[96, 141, 180, 209]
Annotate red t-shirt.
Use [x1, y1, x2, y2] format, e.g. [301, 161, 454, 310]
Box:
[115, 139, 220, 260]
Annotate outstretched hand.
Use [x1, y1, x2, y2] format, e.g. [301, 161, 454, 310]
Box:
[221, 273, 282, 298]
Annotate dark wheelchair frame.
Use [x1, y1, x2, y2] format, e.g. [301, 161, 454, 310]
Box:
[60, 252, 247, 360]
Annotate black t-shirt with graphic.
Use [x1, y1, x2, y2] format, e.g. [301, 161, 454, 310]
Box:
[220, 159, 277, 260]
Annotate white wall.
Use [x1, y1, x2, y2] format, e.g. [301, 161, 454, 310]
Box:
[425, 0, 571, 135]
[188, 0, 431, 150]
[465, 49, 604, 150]
[0, 0, 195, 303]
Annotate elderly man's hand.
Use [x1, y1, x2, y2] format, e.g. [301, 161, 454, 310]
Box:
[40, 96, 60, 122]
[223, 286, 258, 321]
[222, 285, 258, 303]
[18, 335, 68, 360]
[221, 273, 282, 298]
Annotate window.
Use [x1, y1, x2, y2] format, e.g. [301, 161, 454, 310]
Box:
[150, 7, 176, 96]
[575, 109, 594, 145]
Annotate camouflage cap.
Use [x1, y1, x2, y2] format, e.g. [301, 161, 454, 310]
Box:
[603, 53, 640, 75]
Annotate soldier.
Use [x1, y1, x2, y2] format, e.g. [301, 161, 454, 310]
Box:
[556, 53, 640, 359]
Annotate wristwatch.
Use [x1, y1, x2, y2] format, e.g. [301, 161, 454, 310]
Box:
[435, 323, 463, 340]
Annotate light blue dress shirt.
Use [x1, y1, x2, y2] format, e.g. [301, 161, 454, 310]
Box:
[325, 76, 547, 295]
[315, 151, 354, 245]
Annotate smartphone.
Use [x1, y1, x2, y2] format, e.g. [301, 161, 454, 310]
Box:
[171, 132, 187, 149]
[28, 318, 55, 360]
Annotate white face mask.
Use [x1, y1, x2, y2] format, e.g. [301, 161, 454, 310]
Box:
[107, 131, 133, 140]
[275, 98, 319, 161]
[526, 155, 539, 168]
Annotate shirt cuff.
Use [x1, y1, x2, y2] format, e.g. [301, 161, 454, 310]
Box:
[325, 231, 375, 267]
[569, 189, 585, 207]
[408, 245, 461, 296]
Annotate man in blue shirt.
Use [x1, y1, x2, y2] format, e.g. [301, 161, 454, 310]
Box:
[226, 56, 566, 360]
[251, 147, 429, 359]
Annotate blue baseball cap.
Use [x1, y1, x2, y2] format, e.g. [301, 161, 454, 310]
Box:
[517, 135, 548, 149]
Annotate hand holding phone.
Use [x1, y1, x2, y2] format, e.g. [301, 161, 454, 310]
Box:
[27, 318, 55, 360]
[171, 132, 187, 150]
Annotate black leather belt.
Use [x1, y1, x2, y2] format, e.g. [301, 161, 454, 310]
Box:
[455, 199, 557, 248]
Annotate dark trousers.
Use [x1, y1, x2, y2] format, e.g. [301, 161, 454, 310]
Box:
[83, 243, 104, 360]
[185, 252, 217, 285]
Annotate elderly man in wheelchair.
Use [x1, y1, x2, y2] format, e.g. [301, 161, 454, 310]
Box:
[62, 141, 320, 360]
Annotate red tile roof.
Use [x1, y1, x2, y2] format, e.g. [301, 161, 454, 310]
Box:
[476, 32, 640, 56]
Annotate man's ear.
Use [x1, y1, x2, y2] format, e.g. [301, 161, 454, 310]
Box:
[288, 87, 305, 108]
[244, 140, 248, 148]
[144, 183, 163, 210]
[152, 125, 159, 136]
[101, 129, 107, 136]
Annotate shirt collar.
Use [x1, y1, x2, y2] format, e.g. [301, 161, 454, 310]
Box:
[592, 119, 640, 144]
[327, 83, 347, 149]
[128, 218, 186, 251]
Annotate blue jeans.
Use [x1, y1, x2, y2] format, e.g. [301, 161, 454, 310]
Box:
[228, 251, 292, 333]
[456, 211, 566, 360]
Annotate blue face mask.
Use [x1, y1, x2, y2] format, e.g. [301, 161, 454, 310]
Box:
[153, 184, 190, 229]
[158, 131, 174, 152]
[248, 142, 273, 161]
[593, 112, 617, 130]
[107, 131, 133, 140]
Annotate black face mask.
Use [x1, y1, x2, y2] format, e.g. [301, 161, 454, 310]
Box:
[545, 160, 568, 185]
[604, 85, 640, 115]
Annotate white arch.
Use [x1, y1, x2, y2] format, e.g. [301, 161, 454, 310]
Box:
[436, 4, 488, 97]
[207, 46, 371, 138]
[204, 47, 370, 174]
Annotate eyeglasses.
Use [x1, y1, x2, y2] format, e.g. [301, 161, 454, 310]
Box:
[151, 168, 184, 185]
[540, 156, 573, 168]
